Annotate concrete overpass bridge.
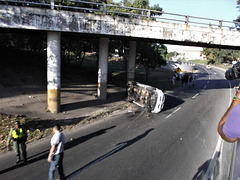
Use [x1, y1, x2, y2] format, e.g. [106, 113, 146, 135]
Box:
[1, 0, 240, 113]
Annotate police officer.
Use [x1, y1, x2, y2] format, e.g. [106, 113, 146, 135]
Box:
[7, 121, 28, 164]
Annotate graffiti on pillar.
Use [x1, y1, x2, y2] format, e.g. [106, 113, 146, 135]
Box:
[57, 13, 67, 28]
[47, 37, 61, 90]
[69, 15, 79, 31]
[48, 56, 60, 90]
[42, 15, 55, 29]
[98, 69, 107, 83]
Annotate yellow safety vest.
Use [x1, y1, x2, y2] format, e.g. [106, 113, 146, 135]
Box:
[12, 128, 23, 139]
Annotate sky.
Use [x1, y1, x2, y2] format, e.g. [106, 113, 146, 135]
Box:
[149, 0, 239, 21]
[112, 0, 240, 52]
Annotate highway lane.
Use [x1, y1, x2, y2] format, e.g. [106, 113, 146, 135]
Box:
[0, 64, 238, 180]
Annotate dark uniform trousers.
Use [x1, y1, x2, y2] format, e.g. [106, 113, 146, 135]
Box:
[13, 141, 27, 161]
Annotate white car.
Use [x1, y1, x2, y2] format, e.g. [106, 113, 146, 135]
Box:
[206, 65, 212, 69]
[126, 81, 165, 113]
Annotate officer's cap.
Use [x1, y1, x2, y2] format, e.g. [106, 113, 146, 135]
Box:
[15, 121, 20, 125]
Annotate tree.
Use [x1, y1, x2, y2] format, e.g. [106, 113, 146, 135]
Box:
[61, 35, 97, 67]
[167, 51, 179, 60]
[202, 48, 240, 64]
[137, 42, 166, 81]
[103, 0, 162, 20]
[150, 4, 163, 17]
[133, 0, 149, 9]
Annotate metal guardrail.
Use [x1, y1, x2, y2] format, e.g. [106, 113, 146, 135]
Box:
[0, 0, 240, 30]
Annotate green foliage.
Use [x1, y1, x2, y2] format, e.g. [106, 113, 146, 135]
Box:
[188, 59, 207, 65]
[167, 51, 179, 60]
[202, 47, 240, 64]
[150, 4, 163, 16]
[136, 42, 167, 81]
[104, 0, 162, 19]
[61, 35, 97, 66]
[133, 0, 149, 9]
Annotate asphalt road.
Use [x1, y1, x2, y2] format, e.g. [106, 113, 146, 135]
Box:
[0, 64, 238, 180]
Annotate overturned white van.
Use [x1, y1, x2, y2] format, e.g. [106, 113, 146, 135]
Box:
[126, 81, 165, 113]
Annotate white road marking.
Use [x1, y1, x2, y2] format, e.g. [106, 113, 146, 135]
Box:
[192, 93, 199, 99]
[204, 85, 207, 89]
[165, 107, 181, 119]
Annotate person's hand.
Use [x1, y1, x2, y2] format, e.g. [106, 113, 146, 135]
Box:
[47, 156, 51, 163]
[236, 89, 240, 99]
[232, 88, 240, 104]
[6, 145, 11, 151]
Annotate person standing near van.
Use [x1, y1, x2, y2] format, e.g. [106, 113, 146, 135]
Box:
[7, 121, 28, 164]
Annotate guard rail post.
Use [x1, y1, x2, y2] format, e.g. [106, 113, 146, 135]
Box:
[103, 4, 106, 15]
[147, 10, 151, 20]
[185, 16, 189, 25]
[50, 0, 54, 10]
[219, 20, 223, 28]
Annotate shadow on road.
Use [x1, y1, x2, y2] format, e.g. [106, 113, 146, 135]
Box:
[192, 152, 220, 180]
[0, 126, 116, 175]
[162, 94, 185, 111]
[61, 91, 126, 112]
[192, 160, 211, 180]
[66, 128, 154, 179]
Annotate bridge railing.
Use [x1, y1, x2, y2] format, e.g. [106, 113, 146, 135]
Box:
[0, 0, 240, 30]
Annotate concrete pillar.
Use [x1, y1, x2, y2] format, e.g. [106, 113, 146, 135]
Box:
[98, 37, 109, 100]
[127, 41, 137, 82]
[47, 32, 61, 113]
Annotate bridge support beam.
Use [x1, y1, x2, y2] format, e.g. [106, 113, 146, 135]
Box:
[47, 32, 61, 113]
[127, 41, 137, 82]
[98, 37, 109, 100]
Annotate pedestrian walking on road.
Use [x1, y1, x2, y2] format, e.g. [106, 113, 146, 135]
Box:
[172, 74, 176, 87]
[181, 74, 185, 86]
[48, 124, 65, 180]
[192, 76, 196, 87]
[6, 121, 28, 164]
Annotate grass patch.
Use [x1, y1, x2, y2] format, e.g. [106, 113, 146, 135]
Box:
[184, 59, 232, 70]
[187, 60, 208, 65]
